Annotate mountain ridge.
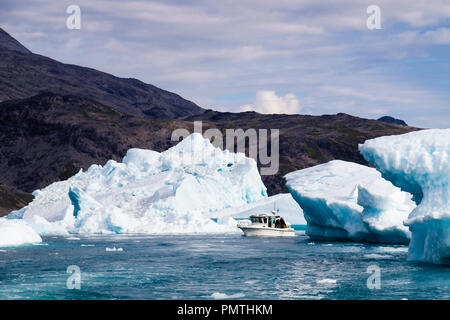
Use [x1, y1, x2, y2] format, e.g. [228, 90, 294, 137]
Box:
[0, 28, 31, 54]
[378, 116, 408, 126]
[0, 27, 204, 118]
[0, 29, 418, 215]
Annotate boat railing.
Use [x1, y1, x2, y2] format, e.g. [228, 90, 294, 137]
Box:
[237, 220, 252, 227]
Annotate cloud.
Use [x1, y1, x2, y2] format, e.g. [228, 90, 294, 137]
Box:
[239, 91, 302, 114]
[395, 27, 450, 46]
[320, 85, 414, 104]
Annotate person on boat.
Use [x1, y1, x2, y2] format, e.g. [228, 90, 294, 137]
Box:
[279, 217, 287, 228]
[274, 218, 281, 228]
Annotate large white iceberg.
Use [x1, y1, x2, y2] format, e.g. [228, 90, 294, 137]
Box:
[0, 218, 42, 247]
[8, 133, 267, 235]
[359, 129, 450, 265]
[285, 160, 415, 244]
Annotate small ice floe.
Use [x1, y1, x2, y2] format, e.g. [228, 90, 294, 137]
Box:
[32, 243, 48, 246]
[316, 279, 337, 284]
[0, 218, 42, 247]
[0, 249, 7, 252]
[210, 292, 245, 299]
[364, 254, 394, 260]
[376, 246, 408, 253]
[67, 237, 81, 241]
[81, 244, 95, 247]
[106, 246, 123, 252]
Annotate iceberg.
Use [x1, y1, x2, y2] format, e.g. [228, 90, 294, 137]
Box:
[359, 129, 450, 264]
[8, 133, 267, 235]
[285, 160, 414, 244]
[0, 218, 42, 247]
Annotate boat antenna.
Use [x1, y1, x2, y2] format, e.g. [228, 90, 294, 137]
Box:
[271, 202, 277, 215]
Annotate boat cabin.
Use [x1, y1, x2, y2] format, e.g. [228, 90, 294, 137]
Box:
[249, 214, 287, 228]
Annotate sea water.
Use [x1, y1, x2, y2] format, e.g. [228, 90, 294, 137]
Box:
[0, 232, 448, 300]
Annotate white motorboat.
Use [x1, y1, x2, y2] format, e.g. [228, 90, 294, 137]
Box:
[237, 209, 295, 237]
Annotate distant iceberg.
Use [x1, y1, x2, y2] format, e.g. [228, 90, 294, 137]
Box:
[8, 133, 267, 235]
[285, 160, 414, 244]
[0, 218, 42, 247]
[360, 129, 450, 265]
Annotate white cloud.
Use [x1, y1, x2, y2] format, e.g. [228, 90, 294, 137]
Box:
[395, 27, 450, 46]
[321, 85, 414, 104]
[239, 91, 302, 114]
[423, 28, 450, 44]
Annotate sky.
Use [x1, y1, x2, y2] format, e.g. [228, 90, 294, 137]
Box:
[1, 0, 450, 128]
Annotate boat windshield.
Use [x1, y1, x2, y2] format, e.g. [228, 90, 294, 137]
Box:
[250, 216, 269, 223]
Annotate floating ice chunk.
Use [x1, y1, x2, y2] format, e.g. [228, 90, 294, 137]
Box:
[210, 292, 245, 299]
[364, 254, 394, 260]
[9, 133, 267, 235]
[316, 278, 338, 284]
[0, 218, 42, 247]
[359, 129, 450, 264]
[106, 246, 123, 252]
[285, 160, 414, 244]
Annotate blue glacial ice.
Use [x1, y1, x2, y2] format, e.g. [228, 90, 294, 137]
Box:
[360, 129, 450, 265]
[285, 160, 415, 244]
[8, 133, 267, 235]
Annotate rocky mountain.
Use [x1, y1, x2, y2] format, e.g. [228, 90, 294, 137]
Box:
[0, 28, 204, 118]
[378, 116, 408, 126]
[0, 29, 418, 215]
[0, 92, 416, 211]
[0, 184, 34, 216]
[0, 28, 31, 54]
[0, 93, 186, 194]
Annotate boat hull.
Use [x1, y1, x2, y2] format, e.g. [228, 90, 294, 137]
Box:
[238, 226, 296, 237]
